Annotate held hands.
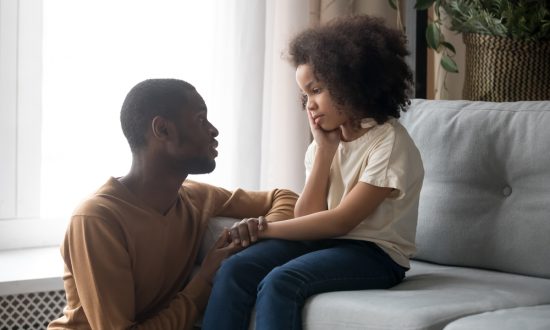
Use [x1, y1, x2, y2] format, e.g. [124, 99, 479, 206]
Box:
[198, 217, 267, 283]
[229, 216, 268, 248]
[198, 229, 242, 284]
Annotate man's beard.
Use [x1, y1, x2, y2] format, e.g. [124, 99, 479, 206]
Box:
[183, 157, 216, 174]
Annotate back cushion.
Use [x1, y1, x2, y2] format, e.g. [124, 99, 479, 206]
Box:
[400, 99, 550, 278]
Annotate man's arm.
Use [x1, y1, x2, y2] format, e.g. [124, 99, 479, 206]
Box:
[264, 188, 299, 222]
[205, 184, 298, 221]
[196, 182, 298, 248]
[61, 215, 220, 330]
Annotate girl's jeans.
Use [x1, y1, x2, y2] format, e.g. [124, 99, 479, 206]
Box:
[201, 239, 407, 330]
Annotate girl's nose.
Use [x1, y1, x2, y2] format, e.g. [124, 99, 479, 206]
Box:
[307, 98, 317, 111]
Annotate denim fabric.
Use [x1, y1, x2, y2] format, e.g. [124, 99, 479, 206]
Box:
[201, 239, 406, 330]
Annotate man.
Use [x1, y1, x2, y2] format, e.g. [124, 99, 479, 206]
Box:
[48, 79, 297, 329]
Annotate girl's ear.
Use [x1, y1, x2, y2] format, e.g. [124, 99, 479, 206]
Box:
[151, 116, 175, 141]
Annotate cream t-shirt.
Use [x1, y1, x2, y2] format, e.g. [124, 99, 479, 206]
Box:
[305, 118, 424, 268]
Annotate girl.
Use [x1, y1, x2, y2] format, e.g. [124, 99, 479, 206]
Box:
[202, 15, 424, 330]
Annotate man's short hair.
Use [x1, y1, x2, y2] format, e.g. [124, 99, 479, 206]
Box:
[120, 78, 195, 152]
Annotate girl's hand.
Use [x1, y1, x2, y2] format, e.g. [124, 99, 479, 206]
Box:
[307, 110, 340, 153]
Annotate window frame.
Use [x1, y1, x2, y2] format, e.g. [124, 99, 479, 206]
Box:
[0, 0, 52, 250]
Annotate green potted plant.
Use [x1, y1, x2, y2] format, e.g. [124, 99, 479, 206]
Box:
[390, 0, 550, 101]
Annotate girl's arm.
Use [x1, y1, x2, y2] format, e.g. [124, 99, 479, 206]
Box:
[294, 110, 340, 217]
[260, 181, 393, 240]
[294, 147, 333, 216]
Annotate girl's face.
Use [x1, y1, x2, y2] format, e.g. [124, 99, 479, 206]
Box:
[295, 64, 349, 131]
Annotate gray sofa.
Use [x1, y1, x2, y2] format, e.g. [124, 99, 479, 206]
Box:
[199, 99, 550, 329]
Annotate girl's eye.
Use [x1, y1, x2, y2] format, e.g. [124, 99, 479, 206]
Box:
[312, 87, 321, 94]
[300, 94, 307, 110]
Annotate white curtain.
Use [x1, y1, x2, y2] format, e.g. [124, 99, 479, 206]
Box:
[40, 0, 313, 223]
[199, 0, 311, 193]
[260, 0, 311, 193]
[40, 0, 393, 220]
[207, 0, 401, 193]
[5, 0, 397, 248]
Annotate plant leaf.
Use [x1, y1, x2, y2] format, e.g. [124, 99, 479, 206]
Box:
[441, 41, 456, 54]
[439, 0, 550, 40]
[441, 55, 459, 73]
[426, 22, 441, 50]
[434, 0, 441, 19]
[415, 0, 435, 10]
[388, 0, 397, 10]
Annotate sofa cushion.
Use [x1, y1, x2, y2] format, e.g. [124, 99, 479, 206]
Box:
[443, 305, 550, 330]
[302, 260, 550, 330]
[200, 220, 550, 329]
[400, 100, 550, 278]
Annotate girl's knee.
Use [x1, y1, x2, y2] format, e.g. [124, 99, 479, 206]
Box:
[258, 266, 306, 297]
[215, 254, 249, 281]
[213, 252, 271, 293]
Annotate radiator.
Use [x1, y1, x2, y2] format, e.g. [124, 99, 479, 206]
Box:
[0, 290, 65, 330]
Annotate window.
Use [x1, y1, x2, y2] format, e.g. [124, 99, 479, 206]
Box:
[0, 0, 45, 249]
[1, 0, 240, 250]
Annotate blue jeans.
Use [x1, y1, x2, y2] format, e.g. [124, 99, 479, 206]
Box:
[201, 239, 406, 330]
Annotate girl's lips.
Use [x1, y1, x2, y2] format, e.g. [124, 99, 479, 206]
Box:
[312, 115, 323, 125]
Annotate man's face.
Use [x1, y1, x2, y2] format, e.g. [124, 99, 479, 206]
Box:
[169, 90, 219, 174]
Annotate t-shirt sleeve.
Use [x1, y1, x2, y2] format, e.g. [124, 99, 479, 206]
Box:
[63, 214, 211, 330]
[304, 141, 317, 179]
[359, 128, 407, 199]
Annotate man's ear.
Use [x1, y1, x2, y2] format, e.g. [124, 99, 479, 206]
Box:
[151, 116, 174, 141]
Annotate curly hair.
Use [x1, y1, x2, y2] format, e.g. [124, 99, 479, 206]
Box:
[288, 15, 413, 124]
[120, 79, 195, 153]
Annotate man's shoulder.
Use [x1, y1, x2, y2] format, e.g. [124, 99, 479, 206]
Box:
[71, 178, 129, 219]
[181, 179, 226, 197]
[69, 194, 123, 226]
[180, 180, 235, 214]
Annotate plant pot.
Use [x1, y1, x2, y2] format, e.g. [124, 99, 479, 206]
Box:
[462, 33, 550, 101]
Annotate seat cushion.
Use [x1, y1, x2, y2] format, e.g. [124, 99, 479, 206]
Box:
[443, 305, 550, 330]
[301, 260, 550, 330]
[199, 218, 550, 329]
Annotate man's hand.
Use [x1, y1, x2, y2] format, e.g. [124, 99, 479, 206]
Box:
[229, 216, 268, 247]
[198, 229, 241, 284]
